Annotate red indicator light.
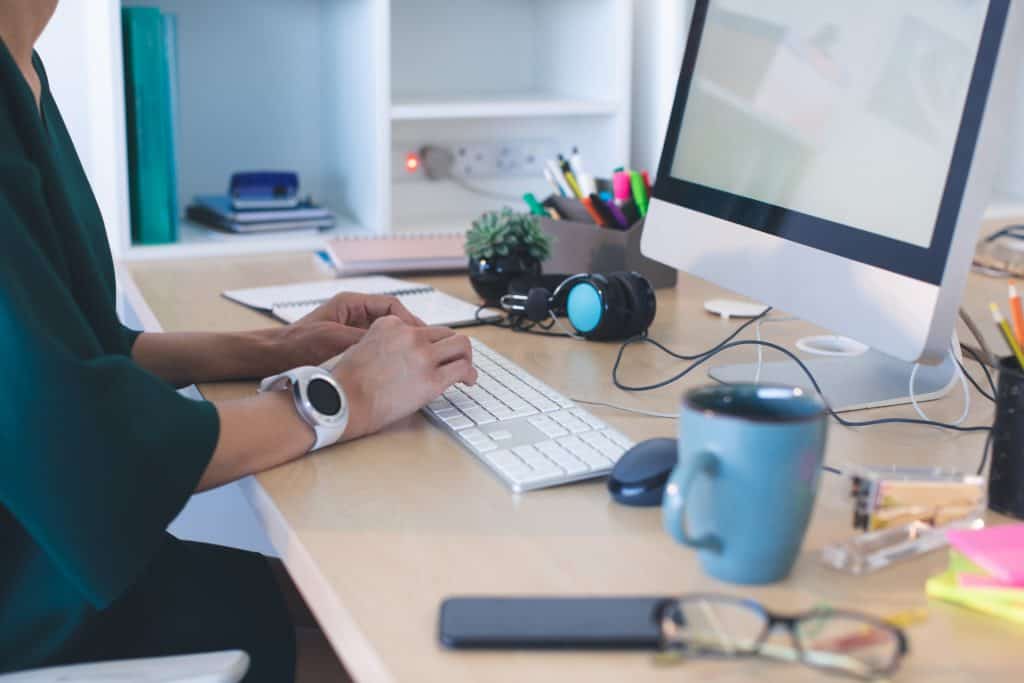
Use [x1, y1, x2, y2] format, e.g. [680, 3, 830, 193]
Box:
[405, 153, 420, 173]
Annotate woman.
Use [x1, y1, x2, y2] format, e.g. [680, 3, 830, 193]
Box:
[0, 1, 476, 679]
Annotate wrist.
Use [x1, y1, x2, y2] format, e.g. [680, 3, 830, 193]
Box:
[332, 364, 371, 442]
[262, 390, 317, 454]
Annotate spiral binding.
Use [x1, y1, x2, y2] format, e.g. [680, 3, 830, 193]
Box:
[273, 286, 435, 310]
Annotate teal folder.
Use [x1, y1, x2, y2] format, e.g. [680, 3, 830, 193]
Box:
[122, 7, 177, 245]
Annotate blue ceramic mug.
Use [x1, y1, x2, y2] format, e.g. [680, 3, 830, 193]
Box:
[663, 384, 828, 584]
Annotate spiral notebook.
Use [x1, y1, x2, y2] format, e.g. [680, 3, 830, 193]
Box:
[223, 275, 496, 327]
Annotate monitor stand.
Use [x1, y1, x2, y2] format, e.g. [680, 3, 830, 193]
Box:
[707, 337, 960, 413]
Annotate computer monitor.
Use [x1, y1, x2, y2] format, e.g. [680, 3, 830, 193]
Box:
[642, 0, 1022, 368]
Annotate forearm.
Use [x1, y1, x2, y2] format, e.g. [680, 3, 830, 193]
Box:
[198, 391, 316, 492]
[132, 330, 288, 387]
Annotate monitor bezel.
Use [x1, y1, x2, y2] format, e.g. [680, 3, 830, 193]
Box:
[653, 0, 1009, 286]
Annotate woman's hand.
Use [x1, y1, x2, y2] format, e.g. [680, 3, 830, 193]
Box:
[331, 316, 478, 440]
[268, 292, 426, 369]
[132, 292, 430, 386]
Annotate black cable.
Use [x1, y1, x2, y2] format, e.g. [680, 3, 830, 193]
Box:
[475, 305, 571, 338]
[958, 345, 996, 401]
[978, 426, 995, 476]
[613, 337, 993, 434]
[643, 307, 773, 361]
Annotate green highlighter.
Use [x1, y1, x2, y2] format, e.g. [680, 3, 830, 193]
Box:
[629, 171, 649, 217]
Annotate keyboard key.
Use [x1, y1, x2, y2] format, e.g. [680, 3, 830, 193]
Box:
[464, 408, 496, 425]
[428, 398, 452, 412]
[533, 399, 560, 412]
[489, 406, 514, 420]
[488, 430, 514, 441]
[548, 452, 590, 476]
[557, 436, 588, 455]
[512, 445, 546, 465]
[508, 468, 564, 488]
[536, 422, 568, 438]
[469, 440, 497, 454]
[433, 408, 461, 420]
[572, 409, 607, 429]
[563, 419, 590, 434]
[444, 416, 474, 430]
[483, 449, 518, 467]
[460, 429, 489, 444]
[603, 429, 633, 448]
[575, 449, 613, 469]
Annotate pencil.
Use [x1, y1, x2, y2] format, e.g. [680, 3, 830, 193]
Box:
[1010, 281, 1024, 344]
[989, 302, 1024, 369]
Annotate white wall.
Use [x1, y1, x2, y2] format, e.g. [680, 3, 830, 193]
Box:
[37, 1, 130, 258]
[631, 0, 691, 172]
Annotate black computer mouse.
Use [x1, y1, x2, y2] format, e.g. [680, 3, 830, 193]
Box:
[607, 438, 678, 507]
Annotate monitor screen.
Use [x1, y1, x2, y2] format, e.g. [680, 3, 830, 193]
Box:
[657, 0, 1005, 283]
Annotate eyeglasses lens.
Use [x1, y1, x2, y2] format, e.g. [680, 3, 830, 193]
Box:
[662, 598, 768, 656]
[795, 613, 899, 678]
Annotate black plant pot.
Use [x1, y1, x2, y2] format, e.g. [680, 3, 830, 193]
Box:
[468, 251, 542, 306]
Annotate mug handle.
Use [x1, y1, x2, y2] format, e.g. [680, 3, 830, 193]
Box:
[662, 451, 722, 552]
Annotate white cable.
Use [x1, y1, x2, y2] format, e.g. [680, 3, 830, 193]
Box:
[753, 315, 797, 383]
[908, 341, 970, 426]
[570, 397, 677, 419]
[549, 310, 586, 340]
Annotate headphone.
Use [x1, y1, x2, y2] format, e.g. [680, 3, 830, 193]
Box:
[499, 272, 656, 341]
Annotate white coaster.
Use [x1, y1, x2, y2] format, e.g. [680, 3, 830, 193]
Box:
[703, 299, 770, 319]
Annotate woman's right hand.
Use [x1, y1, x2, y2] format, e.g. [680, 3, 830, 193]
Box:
[331, 316, 478, 440]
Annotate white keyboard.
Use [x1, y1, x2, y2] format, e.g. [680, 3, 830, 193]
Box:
[423, 338, 635, 492]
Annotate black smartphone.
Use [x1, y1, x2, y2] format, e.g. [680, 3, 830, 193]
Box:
[438, 596, 668, 650]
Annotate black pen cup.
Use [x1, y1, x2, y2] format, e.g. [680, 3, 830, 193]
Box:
[990, 356, 1024, 519]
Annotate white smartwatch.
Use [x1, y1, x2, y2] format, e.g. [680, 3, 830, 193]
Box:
[258, 366, 349, 452]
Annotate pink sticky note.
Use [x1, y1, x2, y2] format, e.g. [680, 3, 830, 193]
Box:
[947, 524, 1024, 585]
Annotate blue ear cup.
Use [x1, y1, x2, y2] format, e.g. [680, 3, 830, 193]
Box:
[566, 280, 605, 334]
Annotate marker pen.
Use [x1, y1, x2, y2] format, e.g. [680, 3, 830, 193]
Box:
[546, 160, 573, 197]
[569, 146, 587, 182]
[630, 170, 650, 216]
[558, 154, 584, 199]
[523, 193, 546, 216]
[599, 195, 630, 229]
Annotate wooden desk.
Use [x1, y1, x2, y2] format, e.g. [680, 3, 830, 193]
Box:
[125, 254, 1023, 683]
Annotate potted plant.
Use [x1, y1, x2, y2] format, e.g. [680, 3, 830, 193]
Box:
[466, 208, 553, 305]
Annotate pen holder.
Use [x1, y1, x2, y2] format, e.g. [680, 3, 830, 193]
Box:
[539, 196, 677, 289]
[990, 356, 1024, 519]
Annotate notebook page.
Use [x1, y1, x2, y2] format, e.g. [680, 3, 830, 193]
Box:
[223, 276, 429, 311]
[272, 290, 495, 327]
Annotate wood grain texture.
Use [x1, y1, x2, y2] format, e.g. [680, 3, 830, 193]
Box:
[127, 252, 1024, 683]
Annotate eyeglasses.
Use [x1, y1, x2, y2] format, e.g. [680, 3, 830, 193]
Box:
[655, 594, 908, 680]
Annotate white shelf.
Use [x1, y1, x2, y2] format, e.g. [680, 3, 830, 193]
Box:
[391, 94, 620, 121]
[123, 218, 370, 261]
[44, 0, 632, 261]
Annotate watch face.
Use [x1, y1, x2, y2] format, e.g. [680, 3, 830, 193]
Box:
[307, 377, 342, 416]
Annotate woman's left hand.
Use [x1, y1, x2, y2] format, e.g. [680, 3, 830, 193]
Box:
[268, 292, 426, 369]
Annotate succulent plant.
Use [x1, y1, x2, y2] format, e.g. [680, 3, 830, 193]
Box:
[465, 208, 553, 262]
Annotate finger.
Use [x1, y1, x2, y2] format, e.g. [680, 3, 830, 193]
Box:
[416, 325, 457, 343]
[435, 359, 478, 391]
[430, 334, 473, 366]
[361, 295, 425, 327]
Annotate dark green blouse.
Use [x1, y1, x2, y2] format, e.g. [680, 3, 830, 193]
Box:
[0, 47, 220, 669]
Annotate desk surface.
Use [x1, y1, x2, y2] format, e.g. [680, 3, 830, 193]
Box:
[125, 254, 1023, 683]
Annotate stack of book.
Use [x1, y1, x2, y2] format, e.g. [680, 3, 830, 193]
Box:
[186, 195, 336, 234]
[926, 524, 1024, 624]
[122, 7, 179, 245]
